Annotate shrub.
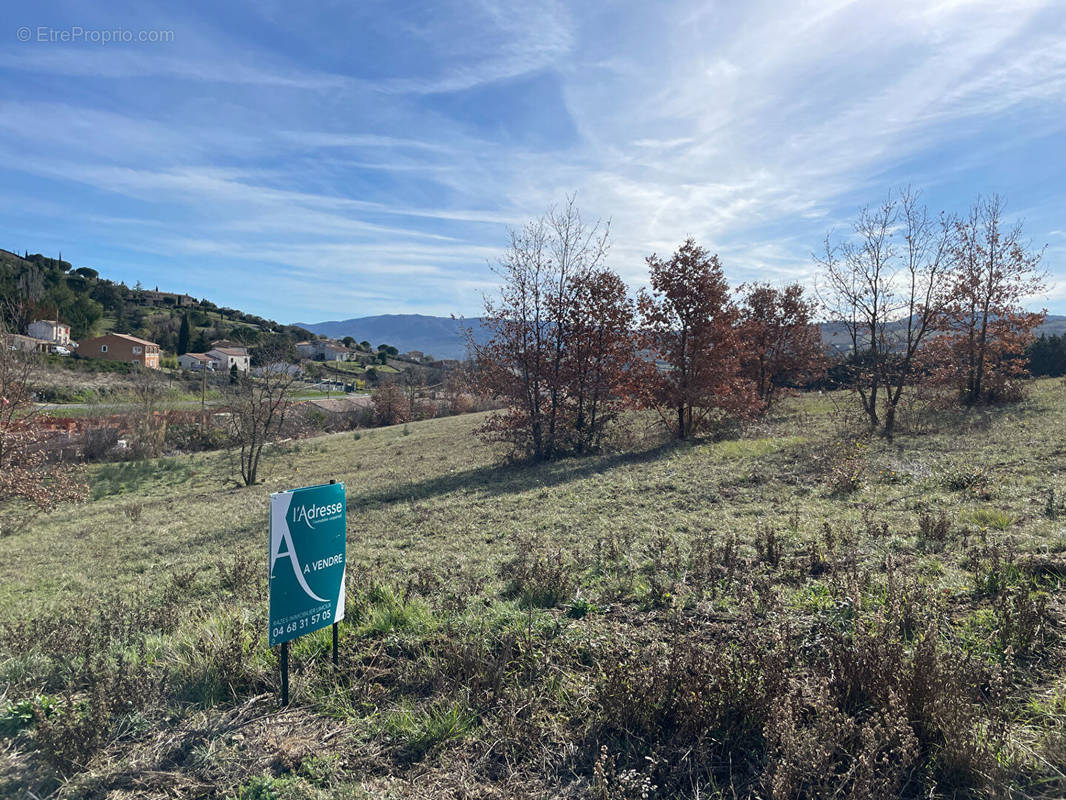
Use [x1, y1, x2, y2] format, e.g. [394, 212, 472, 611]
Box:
[82, 425, 120, 461]
[500, 533, 575, 608]
[371, 383, 410, 427]
[917, 509, 952, 544]
[940, 463, 994, 498]
[826, 439, 867, 495]
[970, 508, 1014, 531]
[592, 577, 1009, 797]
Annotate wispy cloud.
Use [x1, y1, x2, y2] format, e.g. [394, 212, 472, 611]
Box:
[0, 0, 1063, 320]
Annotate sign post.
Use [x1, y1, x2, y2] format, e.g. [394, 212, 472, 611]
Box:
[269, 480, 346, 705]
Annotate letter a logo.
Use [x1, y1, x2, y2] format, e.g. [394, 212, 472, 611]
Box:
[270, 493, 327, 602]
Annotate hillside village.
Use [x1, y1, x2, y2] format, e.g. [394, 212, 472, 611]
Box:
[0, 248, 465, 380]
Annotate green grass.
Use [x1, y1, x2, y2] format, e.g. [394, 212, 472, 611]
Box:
[1, 380, 1065, 798]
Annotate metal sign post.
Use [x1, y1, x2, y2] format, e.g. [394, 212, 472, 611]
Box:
[269, 479, 346, 705]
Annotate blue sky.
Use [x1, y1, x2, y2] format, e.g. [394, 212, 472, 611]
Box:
[1, 0, 1065, 323]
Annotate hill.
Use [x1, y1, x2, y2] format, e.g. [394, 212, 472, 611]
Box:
[297, 311, 1066, 361]
[0, 248, 312, 353]
[820, 314, 1066, 352]
[293, 313, 491, 360]
[2, 385, 1065, 797]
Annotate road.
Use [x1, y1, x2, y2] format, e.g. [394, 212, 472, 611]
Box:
[34, 391, 368, 415]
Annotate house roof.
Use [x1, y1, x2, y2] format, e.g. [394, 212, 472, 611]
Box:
[180, 353, 214, 362]
[209, 347, 249, 356]
[82, 332, 158, 347]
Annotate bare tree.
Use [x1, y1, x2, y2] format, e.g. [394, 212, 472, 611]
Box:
[817, 189, 953, 437]
[130, 366, 169, 457]
[0, 313, 86, 534]
[225, 349, 299, 486]
[932, 195, 1046, 405]
[472, 196, 613, 459]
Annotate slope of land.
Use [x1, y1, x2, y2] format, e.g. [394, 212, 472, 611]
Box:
[1, 248, 311, 352]
[1, 384, 1064, 798]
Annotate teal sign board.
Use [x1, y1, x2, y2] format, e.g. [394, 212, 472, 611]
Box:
[268, 482, 346, 646]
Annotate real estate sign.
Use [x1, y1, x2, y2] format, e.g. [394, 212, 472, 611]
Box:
[268, 482, 346, 646]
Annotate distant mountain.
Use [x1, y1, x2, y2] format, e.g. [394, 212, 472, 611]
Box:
[819, 314, 1066, 353]
[293, 314, 490, 360]
[296, 313, 1066, 362]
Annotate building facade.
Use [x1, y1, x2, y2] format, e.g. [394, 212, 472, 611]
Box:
[27, 320, 71, 345]
[206, 347, 251, 372]
[77, 333, 160, 368]
[177, 353, 217, 371]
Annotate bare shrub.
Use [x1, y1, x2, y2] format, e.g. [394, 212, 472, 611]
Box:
[82, 425, 120, 461]
[500, 533, 575, 608]
[592, 575, 1010, 797]
[917, 509, 952, 545]
[371, 383, 410, 427]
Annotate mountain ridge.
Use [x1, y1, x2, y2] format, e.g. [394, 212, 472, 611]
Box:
[293, 314, 491, 360]
[295, 313, 1066, 361]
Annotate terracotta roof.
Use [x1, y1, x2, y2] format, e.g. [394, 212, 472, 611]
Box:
[83, 333, 158, 347]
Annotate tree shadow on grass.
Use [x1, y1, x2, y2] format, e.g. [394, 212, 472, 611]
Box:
[345, 439, 689, 511]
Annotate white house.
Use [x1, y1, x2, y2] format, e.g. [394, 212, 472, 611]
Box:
[206, 347, 251, 372]
[178, 353, 217, 371]
[27, 319, 71, 345]
[295, 340, 351, 361]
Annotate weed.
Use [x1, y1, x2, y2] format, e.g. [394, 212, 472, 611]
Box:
[567, 595, 597, 619]
[970, 508, 1015, 531]
[917, 509, 952, 544]
[826, 439, 868, 495]
[593, 745, 658, 800]
[501, 533, 575, 608]
[940, 463, 994, 498]
[756, 522, 783, 568]
[382, 700, 478, 761]
[0, 694, 58, 736]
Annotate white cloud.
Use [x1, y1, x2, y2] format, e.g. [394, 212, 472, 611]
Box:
[1, 0, 1064, 319]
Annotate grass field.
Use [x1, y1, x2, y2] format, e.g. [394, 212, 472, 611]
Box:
[1, 382, 1064, 798]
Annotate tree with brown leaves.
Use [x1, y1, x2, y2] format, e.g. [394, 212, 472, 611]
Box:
[560, 268, 638, 453]
[737, 283, 824, 412]
[639, 239, 754, 439]
[0, 316, 86, 536]
[932, 195, 1046, 405]
[473, 199, 632, 459]
[371, 382, 410, 427]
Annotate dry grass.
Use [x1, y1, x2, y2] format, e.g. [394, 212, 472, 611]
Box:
[1, 381, 1064, 797]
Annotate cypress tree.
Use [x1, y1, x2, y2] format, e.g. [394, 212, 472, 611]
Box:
[178, 312, 190, 355]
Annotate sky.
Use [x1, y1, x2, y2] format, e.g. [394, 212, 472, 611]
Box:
[1, 0, 1065, 324]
